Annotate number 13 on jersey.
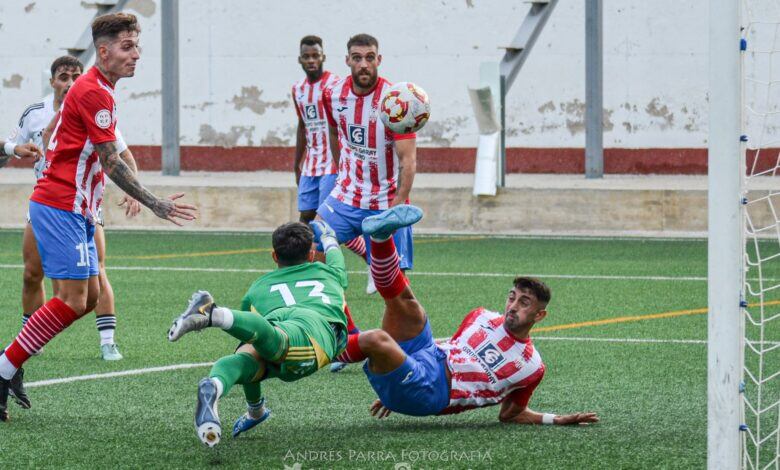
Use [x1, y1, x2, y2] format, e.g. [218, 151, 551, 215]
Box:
[270, 280, 331, 306]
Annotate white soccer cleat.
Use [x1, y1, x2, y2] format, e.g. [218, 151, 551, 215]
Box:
[168, 291, 214, 342]
[195, 378, 221, 448]
[366, 268, 377, 295]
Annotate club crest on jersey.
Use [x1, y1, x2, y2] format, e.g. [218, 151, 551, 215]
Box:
[348, 124, 367, 147]
[475, 343, 506, 370]
[94, 109, 112, 129]
[304, 104, 318, 121]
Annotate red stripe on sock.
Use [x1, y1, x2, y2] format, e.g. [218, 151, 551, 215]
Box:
[345, 236, 367, 260]
[369, 238, 408, 299]
[4, 298, 78, 367]
[344, 304, 359, 334]
[336, 333, 367, 363]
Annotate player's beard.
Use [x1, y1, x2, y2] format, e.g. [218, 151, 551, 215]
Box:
[352, 70, 377, 90]
[306, 65, 324, 82]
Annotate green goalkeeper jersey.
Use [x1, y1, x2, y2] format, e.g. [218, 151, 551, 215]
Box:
[240, 249, 348, 328]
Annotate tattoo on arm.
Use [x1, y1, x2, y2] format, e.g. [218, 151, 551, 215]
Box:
[119, 149, 138, 174]
[96, 141, 167, 217]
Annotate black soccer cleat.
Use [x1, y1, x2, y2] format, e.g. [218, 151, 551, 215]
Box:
[8, 368, 30, 409]
[0, 376, 10, 422]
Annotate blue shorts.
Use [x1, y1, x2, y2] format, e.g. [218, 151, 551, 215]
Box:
[298, 174, 338, 212]
[317, 196, 414, 270]
[29, 201, 98, 280]
[364, 321, 450, 416]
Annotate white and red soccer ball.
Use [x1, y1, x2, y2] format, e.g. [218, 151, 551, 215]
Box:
[379, 82, 431, 134]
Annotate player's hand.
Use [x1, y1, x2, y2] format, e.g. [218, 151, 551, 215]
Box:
[118, 196, 142, 218]
[370, 399, 392, 419]
[15, 143, 43, 160]
[152, 193, 198, 226]
[554, 412, 599, 426]
[310, 220, 338, 252]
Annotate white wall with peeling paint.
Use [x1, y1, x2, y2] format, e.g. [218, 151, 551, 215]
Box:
[0, 0, 720, 149]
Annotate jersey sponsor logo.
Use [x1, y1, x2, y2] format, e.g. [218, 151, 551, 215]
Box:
[304, 104, 318, 120]
[94, 109, 112, 129]
[348, 124, 367, 147]
[475, 343, 506, 370]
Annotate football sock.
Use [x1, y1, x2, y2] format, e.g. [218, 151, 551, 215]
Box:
[344, 304, 360, 334]
[242, 383, 265, 417]
[1, 298, 78, 378]
[95, 314, 117, 346]
[209, 306, 234, 330]
[225, 310, 288, 362]
[209, 352, 259, 397]
[369, 237, 409, 299]
[335, 333, 367, 363]
[345, 236, 368, 261]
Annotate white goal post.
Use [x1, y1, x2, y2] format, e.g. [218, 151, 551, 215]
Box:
[708, 0, 744, 469]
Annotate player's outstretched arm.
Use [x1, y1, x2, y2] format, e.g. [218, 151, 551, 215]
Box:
[391, 137, 417, 206]
[498, 400, 599, 426]
[116, 148, 142, 218]
[294, 116, 306, 185]
[95, 141, 197, 225]
[310, 220, 348, 286]
[0, 140, 42, 166]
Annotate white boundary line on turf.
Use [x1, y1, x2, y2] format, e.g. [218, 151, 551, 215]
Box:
[0, 263, 713, 281]
[24, 336, 718, 389]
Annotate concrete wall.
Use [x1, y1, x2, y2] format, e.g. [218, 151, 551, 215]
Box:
[0, 0, 776, 173]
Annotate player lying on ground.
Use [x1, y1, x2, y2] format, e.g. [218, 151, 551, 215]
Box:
[0, 13, 197, 423]
[336, 205, 599, 424]
[168, 221, 354, 447]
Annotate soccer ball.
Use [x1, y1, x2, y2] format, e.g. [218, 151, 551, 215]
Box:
[379, 82, 431, 134]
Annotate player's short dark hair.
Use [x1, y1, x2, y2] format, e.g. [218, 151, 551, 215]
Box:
[347, 33, 378, 51]
[50, 56, 84, 78]
[272, 222, 314, 266]
[92, 12, 140, 45]
[300, 35, 323, 49]
[513, 276, 551, 305]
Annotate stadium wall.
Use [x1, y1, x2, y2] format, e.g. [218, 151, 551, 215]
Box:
[0, 0, 718, 173]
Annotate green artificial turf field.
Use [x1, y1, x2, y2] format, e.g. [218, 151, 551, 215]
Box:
[0, 229, 776, 469]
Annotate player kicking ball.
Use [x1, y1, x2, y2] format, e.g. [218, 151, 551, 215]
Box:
[168, 222, 349, 447]
[337, 205, 600, 425]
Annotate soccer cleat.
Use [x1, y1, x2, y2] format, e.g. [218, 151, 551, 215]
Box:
[168, 290, 215, 342]
[366, 268, 377, 295]
[100, 343, 123, 361]
[330, 361, 349, 373]
[361, 204, 423, 241]
[195, 378, 221, 448]
[7, 368, 30, 409]
[232, 402, 271, 438]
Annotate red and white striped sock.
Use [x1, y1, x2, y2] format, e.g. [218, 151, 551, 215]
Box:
[369, 237, 409, 300]
[344, 304, 360, 334]
[0, 298, 79, 378]
[335, 333, 367, 363]
[345, 236, 368, 262]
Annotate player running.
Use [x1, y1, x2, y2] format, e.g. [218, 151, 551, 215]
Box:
[337, 205, 599, 425]
[167, 221, 349, 447]
[318, 33, 418, 295]
[0, 12, 197, 422]
[5, 55, 139, 363]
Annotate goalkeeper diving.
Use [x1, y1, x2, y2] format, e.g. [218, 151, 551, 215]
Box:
[167, 220, 351, 447]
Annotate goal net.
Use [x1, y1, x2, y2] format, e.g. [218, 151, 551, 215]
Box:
[742, 1, 780, 468]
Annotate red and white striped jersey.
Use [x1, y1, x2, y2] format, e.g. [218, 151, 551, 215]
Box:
[292, 71, 340, 177]
[437, 308, 546, 415]
[323, 76, 415, 210]
[31, 67, 118, 223]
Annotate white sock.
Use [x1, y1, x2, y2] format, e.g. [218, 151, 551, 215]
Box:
[99, 329, 115, 346]
[0, 354, 18, 380]
[211, 377, 224, 399]
[210, 306, 234, 330]
[96, 315, 117, 346]
[247, 401, 266, 419]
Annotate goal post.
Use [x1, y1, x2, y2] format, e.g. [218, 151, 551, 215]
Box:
[708, 0, 744, 468]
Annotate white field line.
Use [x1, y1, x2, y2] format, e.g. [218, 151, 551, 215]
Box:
[0, 263, 713, 282]
[23, 336, 723, 390]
